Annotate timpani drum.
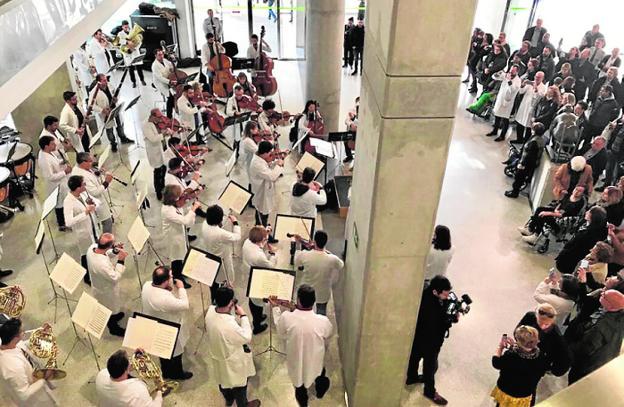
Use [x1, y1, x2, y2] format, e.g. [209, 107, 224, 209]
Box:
[0, 142, 35, 197]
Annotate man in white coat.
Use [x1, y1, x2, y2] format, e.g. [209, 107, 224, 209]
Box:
[205, 286, 260, 407]
[72, 152, 113, 233]
[87, 29, 112, 75]
[95, 349, 162, 406]
[86, 233, 127, 337]
[37, 136, 71, 230]
[151, 49, 175, 118]
[143, 109, 169, 200]
[269, 285, 333, 407]
[514, 71, 547, 143]
[117, 20, 147, 88]
[200, 32, 226, 91]
[202, 205, 241, 292]
[249, 141, 283, 239]
[0, 319, 58, 407]
[71, 42, 94, 101]
[64, 175, 100, 285]
[485, 65, 521, 142]
[40, 116, 71, 164]
[141, 266, 192, 381]
[177, 85, 207, 143]
[242, 226, 275, 334]
[293, 231, 343, 316]
[59, 91, 88, 153]
[290, 167, 327, 218]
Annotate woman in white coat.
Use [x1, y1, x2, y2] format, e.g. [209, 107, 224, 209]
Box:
[487, 66, 521, 142]
[291, 167, 327, 218]
[204, 286, 260, 407]
[424, 225, 455, 281]
[515, 71, 547, 143]
[249, 141, 284, 230]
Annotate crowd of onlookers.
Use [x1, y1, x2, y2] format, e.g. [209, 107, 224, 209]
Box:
[461, 19, 624, 407]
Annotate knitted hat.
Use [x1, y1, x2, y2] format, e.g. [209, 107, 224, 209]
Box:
[600, 290, 624, 312]
[570, 156, 586, 172]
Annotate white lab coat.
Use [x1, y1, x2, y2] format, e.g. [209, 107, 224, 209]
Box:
[201, 222, 241, 283]
[294, 250, 344, 304]
[515, 82, 547, 127]
[240, 137, 257, 176]
[0, 342, 57, 407]
[290, 187, 327, 219]
[141, 282, 190, 357]
[72, 48, 93, 88]
[89, 85, 114, 130]
[95, 369, 162, 407]
[273, 308, 333, 388]
[59, 103, 87, 153]
[143, 121, 166, 169]
[37, 150, 68, 208]
[247, 41, 272, 59]
[164, 172, 200, 192]
[204, 306, 255, 388]
[86, 244, 124, 313]
[71, 166, 111, 223]
[242, 238, 277, 308]
[493, 75, 521, 119]
[249, 155, 283, 215]
[256, 111, 273, 133]
[161, 204, 196, 261]
[87, 39, 111, 74]
[176, 94, 203, 131]
[63, 192, 101, 255]
[200, 42, 225, 77]
[151, 59, 173, 99]
[39, 129, 68, 163]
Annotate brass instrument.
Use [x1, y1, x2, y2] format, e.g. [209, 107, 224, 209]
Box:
[28, 326, 67, 380]
[0, 285, 25, 318]
[131, 350, 178, 397]
[114, 24, 145, 54]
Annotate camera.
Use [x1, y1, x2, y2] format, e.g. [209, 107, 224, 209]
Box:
[445, 292, 473, 323]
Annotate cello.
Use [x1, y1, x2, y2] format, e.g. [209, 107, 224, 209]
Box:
[161, 41, 187, 100]
[209, 40, 236, 98]
[191, 84, 226, 134]
[252, 26, 278, 97]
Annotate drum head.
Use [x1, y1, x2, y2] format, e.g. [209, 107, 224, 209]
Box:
[0, 167, 9, 183]
[12, 143, 32, 162]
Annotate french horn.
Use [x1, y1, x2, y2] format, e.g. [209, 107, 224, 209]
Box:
[131, 350, 178, 397]
[0, 285, 25, 318]
[28, 326, 67, 380]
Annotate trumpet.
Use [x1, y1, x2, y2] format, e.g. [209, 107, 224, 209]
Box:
[0, 285, 25, 318]
[28, 326, 67, 380]
[131, 350, 178, 397]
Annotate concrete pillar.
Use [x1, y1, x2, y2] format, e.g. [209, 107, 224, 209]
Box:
[304, 0, 344, 132]
[174, 0, 197, 58]
[337, 1, 477, 405]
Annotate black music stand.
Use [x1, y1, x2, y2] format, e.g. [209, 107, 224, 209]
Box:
[107, 60, 125, 74]
[105, 103, 131, 170]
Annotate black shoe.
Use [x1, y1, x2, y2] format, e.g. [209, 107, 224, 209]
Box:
[494, 135, 505, 142]
[501, 158, 511, 164]
[253, 324, 268, 335]
[315, 375, 330, 398]
[0, 269, 13, 278]
[119, 137, 134, 144]
[178, 371, 193, 380]
[111, 145, 118, 153]
[183, 280, 192, 289]
[468, 87, 478, 94]
[461, 78, 469, 83]
[132, 82, 137, 88]
[260, 313, 267, 322]
[0, 282, 6, 288]
[268, 237, 279, 244]
[343, 156, 353, 163]
[485, 131, 497, 137]
[108, 325, 126, 337]
[342, 64, 348, 68]
[405, 374, 425, 385]
[83, 275, 92, 286]
[156, 193, 163, 201]
[111, 312, 125, 321]
[425, 392, 448, 406]
[141, 80, 147, 86]
[505, 190, 519, 198]
[510, 139, 524, 145]
[465, 107, 476, 114]
[188, 235, 197, 242]
[351, 70, 357, 76]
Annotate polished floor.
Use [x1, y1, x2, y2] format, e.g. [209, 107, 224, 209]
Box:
[0, 61, 566, 407]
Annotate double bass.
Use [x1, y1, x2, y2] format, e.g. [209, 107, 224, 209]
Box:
[210, 41, 236, 98]
[252, 26, 278, 97]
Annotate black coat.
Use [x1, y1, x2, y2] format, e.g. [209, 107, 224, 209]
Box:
[555, 56, 580, 75]
[555, 224, 608, 274]
[586, 148, 608, 184]
[588, 97, 620, 130]
[481, 51, 508, 75]
[492, 350, 549, 398]
[536, 55, 555, 82]
[349, 26, 365, 48]
[588, 76, 622, 104]
[597, 55, 621, 71]
[343, 24, 354, 48]
[519, 135, 545, 170]
[523, 26, 547, 44]
[533, 98, 558, 129]
[411, 289, 451, 353]
[517, 312, 571, 376]
[574, 60, 598, 100]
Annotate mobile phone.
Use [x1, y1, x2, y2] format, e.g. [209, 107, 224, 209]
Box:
[580, 260, 589, 269]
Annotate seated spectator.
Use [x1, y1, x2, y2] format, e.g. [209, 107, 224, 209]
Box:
[559, 78, 576, 99]
[583, 136, 608, 184]
[551, 62, 574, 84]
[517, 185, 586, 243]
[478, 42, 507, 90]
[578, 241, 613, 288]
[549, 105, 580, 155]
[425, 225, 454, 281]
[587, 37, 607, 67]
[552, 156, 594, 200]
[533, 271, 579, 330]
[505, 123, 547, 198]
[555, 206, 608, 274]
[533, 85, 560, 129]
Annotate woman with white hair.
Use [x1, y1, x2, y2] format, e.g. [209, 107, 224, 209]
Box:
[552, 156, 594, 200]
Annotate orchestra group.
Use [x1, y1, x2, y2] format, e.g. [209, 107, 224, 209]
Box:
[0, 9, 357, 407]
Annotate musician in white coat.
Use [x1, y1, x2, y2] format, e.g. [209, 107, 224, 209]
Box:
[201, 205, 241, 290]
[37, 136, 71, 230]
[141, 266, 192, 380]
[164, 157, 202, 195]
[240, 122, 259, 181]
[515, 71, 547, 143]
[72, 152, 113, 233]
[269, 285, 333, 406]
[87, 29, 112, 74]
[143, 109, 169, 200]
[249, 141, 284, 234]
[161, 185, 201, 288]
[247, 33, 272, 59]
[64, 175, 100, 285]
[293, 231, 344, 316]
[176, 85, 207, 141]
[487, 65, 522, 142]
[40, 116, 70, 164]
[151, 49, 175, 118]
[242, 226, 276, 334]
[71, 43, 94, 100]
[200, 33, 226, 83]
[0, 319, 58, 407]
[204, 286, 260, 407]
[59, 91, 88, 153]
[95, 349, 162, 407]
[291, 167, 327, 218]
[118, 21, 146, 88]
[86, 233, 127, 337]
[89, 74, 132, 152]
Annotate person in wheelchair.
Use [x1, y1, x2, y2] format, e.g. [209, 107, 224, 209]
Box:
[518, 185, 587, 245]
[505, 123, 547, 198]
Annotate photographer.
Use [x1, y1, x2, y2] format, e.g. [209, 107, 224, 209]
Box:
[405, 275, 455, 406]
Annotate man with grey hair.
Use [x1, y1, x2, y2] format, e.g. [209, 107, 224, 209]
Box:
[583, 136, 608, 184]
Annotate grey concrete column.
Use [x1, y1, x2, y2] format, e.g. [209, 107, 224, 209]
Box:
[174, 0, 197, 58]
[337, 0, 477, 405]
[305, 0, 344, 132]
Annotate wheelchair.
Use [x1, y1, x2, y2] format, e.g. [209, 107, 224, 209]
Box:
[530, 203, 588, 254]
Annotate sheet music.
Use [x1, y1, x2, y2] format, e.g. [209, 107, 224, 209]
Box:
[182, 248, 220, 286]
[40, 187, 59, 220]
[98, 145, 111, 169]
[123, 316, 178, 359]
[310, 138, 335, 158]
[127, 216, 150, 253]
[218, 182, 252, 214]
[225, 150, 237, 177]
[49, 253, 87, 294]
[71, 292, 112, 339]
[274, 215, 314, 242]
[248, 268, 295, 301]
[296, 152, 324, 176]
[34, 220, 45, 252]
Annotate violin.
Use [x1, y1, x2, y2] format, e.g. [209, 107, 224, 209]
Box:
[268, 111, 303, 125]
[191, 88, 226, 134]
[271, 148, 290, 160]
[210, 41, 236, 97]
[176, 186, 205, 207]
[252, 26, 278, 96]
[238, 95, 262, 112]
[152, 116, 188, 133]
[252, 129, 275, 144]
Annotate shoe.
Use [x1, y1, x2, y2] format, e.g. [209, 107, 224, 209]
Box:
[462, 78, 469, 83]
[405, 374, 424, 385]
[111, 145, 118, 153]
[253, 324, 268, 335]
[342, 64, 348, 68]
[156, 194, 163, 201]
[247, 400, 261, 407]
[0, 282, 6, 288]
[188, 235, 197, 242]
[13, 202, 24, 212]
[0, 269, 13, 278]
[351, 70, 357, 76]
[108, 326, 126, 337]
[468, 87, 478, 94]
[178, 371, 193, 380]
[183, 280, 192, 289]
[59, 226, 68, 232]
[119, 137, 134, 144]
[141, 80, 147, 86]
[504, 190, 519, 198]
[522, 234, 539, 245]
[517, 226, 531, 236]
[494, 135, 505, 142]
[465, 107, 476, 114]
[343, 156, 353, 163]
[485, 131, 497, 137]
[425, 392, 448, 406]
[268, 237, 279, 244]
[260, 313, 267, 322]
[83, 275, 92, 286]
[501, 158, 511, 164]
[132, 83, 137, 88]
[111, 312, 125, 321]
